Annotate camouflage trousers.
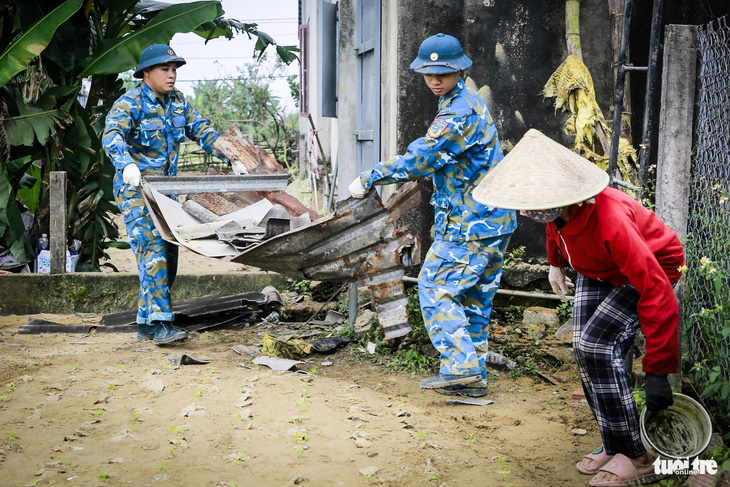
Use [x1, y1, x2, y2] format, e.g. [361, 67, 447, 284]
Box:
[418, 235, 511, 378]
[116, 190, 178, 325]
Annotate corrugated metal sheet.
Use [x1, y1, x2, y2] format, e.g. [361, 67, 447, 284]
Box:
[230, 182, 423, 339]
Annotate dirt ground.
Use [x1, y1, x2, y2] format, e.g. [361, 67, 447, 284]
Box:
[0, 224, 603, 487]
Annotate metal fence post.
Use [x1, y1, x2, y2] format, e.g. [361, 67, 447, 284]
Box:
[49, 171, 67, 274]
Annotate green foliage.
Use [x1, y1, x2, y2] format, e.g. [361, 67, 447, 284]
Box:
[0, 1, 299, 269]
[191, 56, 299, 168]
[284, 278, 310, 294]
[504, 245, 525, 266]
[556, 299, 573, 322]
[0, 0, 82, 88]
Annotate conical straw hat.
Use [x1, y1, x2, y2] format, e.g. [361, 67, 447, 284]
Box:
[473, 128, 610, 210]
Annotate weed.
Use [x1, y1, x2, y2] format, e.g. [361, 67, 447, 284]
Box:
[497, 456, 511, 481]
[71, 364, 79, 374]
[465, 432, 476, 446]
[148, 392, 155, 401]
[118, 364, 125, 372]
[191, 387, 203, 402]
[108, 383, 115, 395]
[504, 245, 526, 266]
[294, 431, 309, 458]
[290, 415, 302, 424]
[296, 398, 309, 410]
[134, 411, 140, 421]
[206, 369, 216, 378]
[159, 462, 165, 470]
[0, 396, 6, 402]
[88, 409, 104, 419]
[97, 472, 109, 482]
[285, 278, 311, 294]
[556, 299, 573, 322]
[633, 389, 646, 411]
[307, 368, 317, 377]
[5, 430, 17, 443]
[129, 422, 135, 433]
[413, 430, 427, 441]
[397, 398, 406, 410]
[6, 382, 15, 392]
[236, 454, 244, 465]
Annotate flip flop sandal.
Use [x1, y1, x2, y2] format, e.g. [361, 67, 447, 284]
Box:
[576, 445, 613, 475]
[588, 453, 666, 487]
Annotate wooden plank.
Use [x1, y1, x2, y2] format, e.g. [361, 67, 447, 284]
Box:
[49, 171, 66, 274]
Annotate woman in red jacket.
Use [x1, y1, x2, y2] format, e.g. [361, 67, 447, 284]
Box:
[473, 129, 683, 487]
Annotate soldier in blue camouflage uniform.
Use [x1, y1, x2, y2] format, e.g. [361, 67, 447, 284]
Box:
[102, 44, 239, 345]
[349, 34, 517, 397]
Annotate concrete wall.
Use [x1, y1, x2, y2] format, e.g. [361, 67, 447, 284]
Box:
[322, 0, 730, 264]
[0, 273, 290, 315]
[394, 0, 614, 260]
[335, 0, 358, 197]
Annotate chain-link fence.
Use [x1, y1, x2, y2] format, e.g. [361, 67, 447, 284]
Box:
[684, 16, 730, 426]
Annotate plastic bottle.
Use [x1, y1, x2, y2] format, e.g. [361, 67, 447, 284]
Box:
[35, 233, 50, 273]
[36, 233, 49, 254]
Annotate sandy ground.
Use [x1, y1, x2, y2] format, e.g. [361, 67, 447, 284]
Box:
[0, 316, 600, 487]
[0, 215, 604, 487]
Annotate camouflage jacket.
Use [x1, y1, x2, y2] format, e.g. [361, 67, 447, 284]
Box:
[102, 82, 224, 196]
[360, 79, 517, 241]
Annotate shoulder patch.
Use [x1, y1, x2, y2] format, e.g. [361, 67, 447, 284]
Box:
[173, 108, 184, 115]
[427, 117, 449, 139]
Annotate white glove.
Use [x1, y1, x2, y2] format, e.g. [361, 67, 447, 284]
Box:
[231, 160, 247, 175]
[122, 164, 141, 187]
[348, 177, 367, 198]
[548, 266, 574, 299]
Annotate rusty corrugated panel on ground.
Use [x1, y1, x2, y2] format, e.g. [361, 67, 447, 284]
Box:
[230, 182, 423, 339]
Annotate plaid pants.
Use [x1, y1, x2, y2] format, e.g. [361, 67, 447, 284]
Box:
[573, 274, 645, 458]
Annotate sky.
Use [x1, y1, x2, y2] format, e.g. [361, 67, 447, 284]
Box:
[165, 0, 300, 113]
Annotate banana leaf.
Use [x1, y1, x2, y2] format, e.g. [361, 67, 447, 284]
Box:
[0, 167, 33, 264]
[4, 97, 70, 146]
[78, 1, 223, 78]
[0, 0, 83, 88]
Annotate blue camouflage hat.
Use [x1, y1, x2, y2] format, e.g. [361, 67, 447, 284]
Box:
[410, 33, 472, 74]
[133, 44, 186, 78]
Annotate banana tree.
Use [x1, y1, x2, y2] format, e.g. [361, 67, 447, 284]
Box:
[0, 0, 298, 270]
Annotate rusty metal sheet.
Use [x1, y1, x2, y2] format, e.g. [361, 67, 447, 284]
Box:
[231, 182, 422, 339]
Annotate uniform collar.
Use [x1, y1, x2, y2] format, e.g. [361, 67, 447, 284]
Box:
[440, 78, 465, 104]
[140, 82, 180, 105]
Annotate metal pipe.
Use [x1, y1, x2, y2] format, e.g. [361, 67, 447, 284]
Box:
[144, 174, 289, 195]
[637, 0, 666, 189]
[401, 276, 572, 301]
[347, 283, 358, 330]
[607, 0, 633, 184]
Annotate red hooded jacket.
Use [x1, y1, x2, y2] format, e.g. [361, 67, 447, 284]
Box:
[546, 187, 685, 374]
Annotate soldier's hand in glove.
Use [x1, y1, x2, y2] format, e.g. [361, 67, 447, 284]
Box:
[548, 266, 574, 299]
[348, 177, 367, 198]
[231, 160, 247, 175]
[122, 164, 141, 187]
[645, 373, 674, 412]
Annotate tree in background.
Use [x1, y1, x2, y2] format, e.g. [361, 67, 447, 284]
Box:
[0, 0, 298, 271]
[192, 56, 299, 170]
